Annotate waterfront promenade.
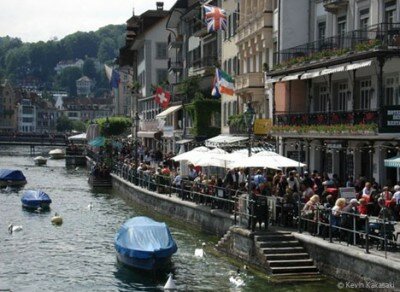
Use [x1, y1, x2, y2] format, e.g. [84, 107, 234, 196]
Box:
[110, 167, 400, 290]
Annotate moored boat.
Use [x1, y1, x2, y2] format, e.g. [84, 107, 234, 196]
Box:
[114, 216, 178, 270]
[49, 149, 65, 159]
[21, 190, 52, 210]
[0, 169, 27, 187]
[34, 156, 47, 166]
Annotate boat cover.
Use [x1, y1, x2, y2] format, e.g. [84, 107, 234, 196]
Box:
[21, 190, 52, 205]
[0, 169, 26, 181]
[115, 216, 177, 259]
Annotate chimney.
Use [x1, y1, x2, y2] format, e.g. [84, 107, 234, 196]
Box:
[156, 2, 164, 10]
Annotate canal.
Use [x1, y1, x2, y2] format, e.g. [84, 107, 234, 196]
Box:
[0, 146, 345, 291]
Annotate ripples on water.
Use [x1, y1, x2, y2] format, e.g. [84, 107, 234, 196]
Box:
[0, 146, 343, 291]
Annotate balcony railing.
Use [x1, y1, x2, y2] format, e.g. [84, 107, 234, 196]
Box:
[168, 59, 183, 72]
[274, 23, 400, 67]
[188, 56, 217, 68]
[167, 33, 183, 49]
[275, 110, 378, 126]
[235, 72, 264, 91]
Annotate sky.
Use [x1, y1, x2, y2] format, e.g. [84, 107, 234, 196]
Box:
[0, 0, 177, 43]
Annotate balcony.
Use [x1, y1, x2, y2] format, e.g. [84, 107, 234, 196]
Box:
[168, 59, 183, 72]
[167, 34, 183, 49]
[323, 0, 349, 13]
[235, 72, 264, 92]
[187, 56, 217, 77]
[237, 13, 273, 45]
[274, 23, 400, 70]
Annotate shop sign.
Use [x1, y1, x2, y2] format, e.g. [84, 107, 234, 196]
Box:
[163, 126, 174, 138]
[254, 119, 272, 135]
[380, 106, 400, 133]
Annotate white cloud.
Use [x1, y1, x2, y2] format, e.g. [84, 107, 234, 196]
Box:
[0, 0, 177, 42]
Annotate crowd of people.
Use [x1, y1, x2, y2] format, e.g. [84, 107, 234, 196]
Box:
[94, 138, 400, 246]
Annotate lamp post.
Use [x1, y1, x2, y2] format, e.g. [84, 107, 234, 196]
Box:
[243, 102, 256, 231]
[133, 111, 140, 185]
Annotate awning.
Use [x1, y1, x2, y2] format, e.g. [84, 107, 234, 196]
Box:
[346, 60, 372, 71]
[205, 135, 248, 148]
[156, 105, 182, 119]
[68, 133, 86, 141]
[281, 73, 303, 81]
[301, 70, 321, 79]
[265, 76, 282, 84]
[384, 156, 400, 168]
[137, 131, 157, 138]
[175, 139, 193, 144]
[320, 64, 347, 76]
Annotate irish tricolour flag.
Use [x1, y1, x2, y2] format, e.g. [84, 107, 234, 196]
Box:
[215, 68, 234, 96]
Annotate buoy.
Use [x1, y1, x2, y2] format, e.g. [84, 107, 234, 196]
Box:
[8, 224, 23, 234]
[164, 273, 177, 291]
[51, 213, 63, 225]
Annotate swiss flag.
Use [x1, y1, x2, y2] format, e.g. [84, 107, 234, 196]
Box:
[154, 87, 171, 109]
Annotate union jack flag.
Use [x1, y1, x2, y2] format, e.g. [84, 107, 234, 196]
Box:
[203, 5, 227, 33]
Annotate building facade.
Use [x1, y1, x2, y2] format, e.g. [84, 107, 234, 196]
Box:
[268, 0, 400, 185]
[0, 80, 18, 133]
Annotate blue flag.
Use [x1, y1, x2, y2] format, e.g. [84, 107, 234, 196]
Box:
[110, 69, 120, 88]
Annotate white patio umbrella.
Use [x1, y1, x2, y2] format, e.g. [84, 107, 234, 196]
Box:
[171, 146, 210, 163]
[230, 150, 305, 169]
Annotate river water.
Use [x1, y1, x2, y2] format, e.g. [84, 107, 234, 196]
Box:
[0, 146, 344, 292]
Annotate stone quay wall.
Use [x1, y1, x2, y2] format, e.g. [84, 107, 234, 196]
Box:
[111, 174, 234, 236]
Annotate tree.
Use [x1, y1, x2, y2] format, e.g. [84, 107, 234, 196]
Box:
[72, 120, 87, 132]
[56, 115, 73, 132]
[82, 58, 97, 79]
[5, 45, 30, 80]
[97, 38, 116, 63]
[95, 116, 131, 137]
[60, 67, 82, 97]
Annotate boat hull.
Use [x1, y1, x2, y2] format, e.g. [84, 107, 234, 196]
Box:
[34, 159, 47, 165]
[50, 154, 65, 159]
[22, 202, 51, 210]
[0, 180, 27, 187]
[116, 252, 172, 270]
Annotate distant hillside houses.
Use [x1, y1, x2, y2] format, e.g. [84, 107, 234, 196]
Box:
[62, 97, 113, 122]
[76, 76, 95, 96]
[54, 59, 84, 75]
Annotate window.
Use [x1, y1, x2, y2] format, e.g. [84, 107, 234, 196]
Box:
[156, 69, 168, 84]
[223, 102, 227, 126]
[359, 8, 369, 30]
[337, 16, 346, 35]
[316, 85, 329, 112]
[385, 76, 400, 105]
[385, 0, 397, 26]
[359, 79, 372, 110]
[337, 83, 348, 111]
[318, 21, 326, 41]
[156, 43, 167, 59]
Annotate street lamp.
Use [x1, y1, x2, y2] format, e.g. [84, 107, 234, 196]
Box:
[243, 102, 256, 231]
[133, 112, 140, 185]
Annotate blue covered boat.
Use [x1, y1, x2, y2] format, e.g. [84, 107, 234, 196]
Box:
[21, 190, 52, 209]
[0, 169, 27, 187]
[114, 216, 178, 270]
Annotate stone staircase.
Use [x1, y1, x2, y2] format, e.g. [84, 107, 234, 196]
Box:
[217, 230, 232, 248]
[254, 231, 320, 280]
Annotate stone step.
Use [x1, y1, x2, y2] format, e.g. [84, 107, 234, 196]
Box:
[265, 253, 310, 260]
[271, 265, 318, 274]
[258, 240, 300, 248]
[272, 272, 321, 281]
[268, 259, 314, 267]
[262, 246, 306, 254]
[254, 234, 295, 242]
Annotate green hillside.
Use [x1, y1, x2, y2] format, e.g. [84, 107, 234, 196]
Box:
[0, 24, 126, 95]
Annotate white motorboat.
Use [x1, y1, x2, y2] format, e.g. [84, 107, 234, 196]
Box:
[49, 149, 65, 159]
[34, 156, 47, 165]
